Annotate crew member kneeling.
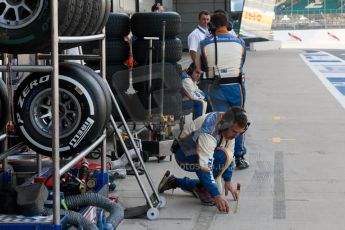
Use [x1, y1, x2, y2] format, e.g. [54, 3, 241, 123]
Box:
[158, 106, 250, 212]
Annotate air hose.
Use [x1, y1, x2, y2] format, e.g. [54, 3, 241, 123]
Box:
[43, 209, 98, 230]
[64, 193, 124, 229]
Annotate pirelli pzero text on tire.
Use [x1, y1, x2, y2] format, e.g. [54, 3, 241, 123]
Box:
[106, 12, 130, 38]
[0, 79, 9, 131]
[133, 38, 182, 65]
[130, 12, 181, 38]
[13, 63, 107, 158]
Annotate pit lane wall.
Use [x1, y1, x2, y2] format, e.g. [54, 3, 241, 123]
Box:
[273, 29, 345, 49]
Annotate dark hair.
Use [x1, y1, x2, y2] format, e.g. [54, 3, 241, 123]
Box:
[214, 9, 227, 14]
[214, 9, 233, 24]
[151, 3, 162, 12]
[220, 106, 248, 130]
[210, 13, 229, 28]
[198, 10, 209, 20]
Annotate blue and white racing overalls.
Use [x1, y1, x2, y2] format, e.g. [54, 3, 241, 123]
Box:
[196, 30, 247, 158]
[174, 112, 234, 197]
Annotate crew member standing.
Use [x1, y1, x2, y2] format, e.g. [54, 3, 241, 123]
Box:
[196, 13, 249, 169]
[188, 10, 210, 63]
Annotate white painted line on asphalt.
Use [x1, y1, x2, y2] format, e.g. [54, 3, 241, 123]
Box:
[300, 51, 345, 110]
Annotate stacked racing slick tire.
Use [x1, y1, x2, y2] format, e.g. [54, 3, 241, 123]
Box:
[13, 63, 110, 158]
[82, 12, 131, 120]
[0, 0, 111, 54]
[83, 12, 130, 80]
[130, 12, 182, 66]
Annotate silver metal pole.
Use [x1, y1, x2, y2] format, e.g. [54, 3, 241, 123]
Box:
[38, 54, 101, 61]
[106, 82, 161, 203]
[148, 39, 153, 119]
[0, 134, 6, 142]
[59, 135, 106, 175]
[2, 54, 9, 171]
[0, 65, 53, 72]
[0, 143, 25, 161]
[101, 27, 107, 173]
[59, 34, 105, 43]
[160, 21, 166, 117]
[37, 154, 42, 175]
[148, 39, 153, 141]
[109, 116, 155, 208]
[35, 52, 46, 177]
[51, 0, 60, 225]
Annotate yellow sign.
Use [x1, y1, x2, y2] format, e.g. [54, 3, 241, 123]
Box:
[242, 10, 274, 26]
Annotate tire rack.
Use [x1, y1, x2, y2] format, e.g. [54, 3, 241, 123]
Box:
[0, 0, 163, 226]
[0, 0, 108, 227]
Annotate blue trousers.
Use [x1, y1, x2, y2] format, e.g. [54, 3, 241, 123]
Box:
[174, 148, 230, 193]
[205, 83, 247, 157]
[182, 99, 205, 118]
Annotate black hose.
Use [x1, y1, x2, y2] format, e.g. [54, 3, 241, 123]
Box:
[65, 193, 124, 228]
[124, 205, 149, 219]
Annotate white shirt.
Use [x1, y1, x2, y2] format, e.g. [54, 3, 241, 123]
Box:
[182, 77, 205, 101]
[188, 25, 209, 52]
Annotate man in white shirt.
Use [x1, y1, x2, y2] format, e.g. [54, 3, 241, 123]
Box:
[188, 10, 210, 63]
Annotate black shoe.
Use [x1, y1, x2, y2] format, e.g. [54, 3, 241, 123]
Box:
[235, 156, 250, 169]
[158, 170, 177, 193]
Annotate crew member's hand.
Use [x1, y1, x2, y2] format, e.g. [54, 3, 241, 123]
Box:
[214, 195, 229, 213]
[224, 181, 238, 201]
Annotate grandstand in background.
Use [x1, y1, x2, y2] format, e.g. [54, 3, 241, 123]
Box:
[272, 0, 345, 29]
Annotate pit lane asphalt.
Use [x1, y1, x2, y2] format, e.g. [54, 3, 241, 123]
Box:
[116, 49, 345, 230]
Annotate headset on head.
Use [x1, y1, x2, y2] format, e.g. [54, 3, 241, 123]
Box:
[208, 11, 233, 34]
[186, 62, 196, 76]
[218, 107, 249, 131]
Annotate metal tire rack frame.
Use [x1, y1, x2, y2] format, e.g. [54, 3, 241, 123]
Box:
[0, 0, 163, 226]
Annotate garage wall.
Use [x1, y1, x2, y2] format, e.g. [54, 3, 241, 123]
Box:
[173, 0, 227, 49]
[138, 0, 155, 12]
[112, 0, 173, 13]
[162, 0, 173, 11]
[112, 0, 136, 13]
